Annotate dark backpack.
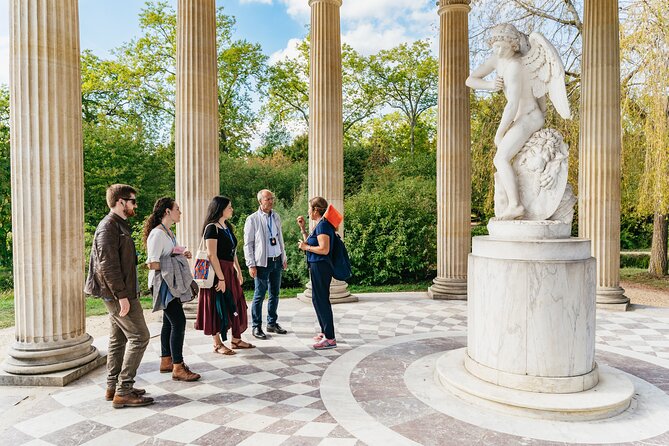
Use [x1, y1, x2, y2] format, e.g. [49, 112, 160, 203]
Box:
[327, 222, 352, 281]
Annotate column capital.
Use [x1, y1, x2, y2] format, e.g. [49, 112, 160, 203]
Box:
[437, 0, 471, 14]
[309, 0, 342, 7]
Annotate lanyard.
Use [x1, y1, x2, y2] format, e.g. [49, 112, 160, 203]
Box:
[266, 212, 274, 237]
[161, 223, 176, 246]
[221, 225, 236, 249]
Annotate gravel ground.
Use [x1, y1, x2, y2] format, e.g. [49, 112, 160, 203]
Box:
[622, 281, 669, 308]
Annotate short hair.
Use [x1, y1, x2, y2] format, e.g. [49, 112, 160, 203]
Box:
[106, 184, 137, 209]
[309, 196, 328, 217]
[487, 23, 522, 52]
[257, 189, 275, 202]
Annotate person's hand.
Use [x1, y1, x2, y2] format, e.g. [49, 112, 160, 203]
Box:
[237, 271, 244, 286]
[296, 216, 305, 230]
[298, 240, 307, 251]
[283, 260, 288, 270]
[249, 266, 257, 278]
[119, 298, 130, 317]
[184, 250, 192, 259]
[215, 279, 226, 293]
[492, 76, 504, 92]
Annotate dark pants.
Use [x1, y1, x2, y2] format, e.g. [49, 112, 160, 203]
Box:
[104, 298, 150, 395]
[161, 298, 186, 364]
[252, 257, 282, 327]
[309, 261, 335, 340]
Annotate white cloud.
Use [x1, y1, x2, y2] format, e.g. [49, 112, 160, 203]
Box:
[279, 0, 310, 23]
[240, 0, 273, 4]
[269, 37, 303, 64]
[342, 22, 412, 55]
[0, 35, 8, 87]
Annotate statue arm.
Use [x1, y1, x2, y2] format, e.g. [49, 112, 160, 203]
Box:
[495, 64, 522, 145]
[466, 56, 501, 91]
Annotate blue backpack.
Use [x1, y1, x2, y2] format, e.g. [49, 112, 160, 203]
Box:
[326, 220, 352, 281]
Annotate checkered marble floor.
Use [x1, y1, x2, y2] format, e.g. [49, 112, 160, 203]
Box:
[3, 293, 669, 446]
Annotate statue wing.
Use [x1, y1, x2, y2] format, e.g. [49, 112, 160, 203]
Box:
[522, 32, 571, 119]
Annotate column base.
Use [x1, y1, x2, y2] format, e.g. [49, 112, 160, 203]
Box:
[0, 353, 106, 386]
[596, 286, 630, 311]
[183, 297, 198, 320]
[297, 279, 358, 304]
[436, 348, 633, 421]
[3, 333, 101, 376]
[428, 277, 467, 300]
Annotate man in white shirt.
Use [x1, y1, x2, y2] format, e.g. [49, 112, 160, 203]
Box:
[244, 189, 288, 339]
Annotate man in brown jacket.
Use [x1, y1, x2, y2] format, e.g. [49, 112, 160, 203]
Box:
[85, 184, 153, 409]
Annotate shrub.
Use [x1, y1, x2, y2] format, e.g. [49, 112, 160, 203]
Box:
[344, 177, 436, 285]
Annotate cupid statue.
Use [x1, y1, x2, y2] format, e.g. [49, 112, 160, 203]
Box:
[466, 23, 572, 221]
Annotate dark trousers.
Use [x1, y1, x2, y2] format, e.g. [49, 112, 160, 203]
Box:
[161, 298, 186, 364]
[309, 261, 335, 340]
[252, 257, 282, 327]
[104, 298, 150, 394]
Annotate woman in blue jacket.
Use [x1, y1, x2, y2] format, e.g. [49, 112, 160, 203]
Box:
[297, 197, 337, 350]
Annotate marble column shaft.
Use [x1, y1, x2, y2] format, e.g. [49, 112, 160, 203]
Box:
[175, 0, 219, 258]
[429, 0, 471, 300]
[305, 0, 354, 302]
[6, 0, 98, 374]
[579, 0, 628, 310]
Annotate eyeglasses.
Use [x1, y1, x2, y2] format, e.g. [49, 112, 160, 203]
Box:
[121, 197, 137, 205]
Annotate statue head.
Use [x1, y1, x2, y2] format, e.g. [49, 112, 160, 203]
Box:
[487, 24, 524, 55]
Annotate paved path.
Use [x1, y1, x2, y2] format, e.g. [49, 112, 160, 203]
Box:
[1, 293, 669, 445]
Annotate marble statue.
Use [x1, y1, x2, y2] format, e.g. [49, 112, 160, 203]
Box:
[466, 23, 573, 222]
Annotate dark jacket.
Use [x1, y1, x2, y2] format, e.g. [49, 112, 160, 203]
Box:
[84, 212, 139, 300]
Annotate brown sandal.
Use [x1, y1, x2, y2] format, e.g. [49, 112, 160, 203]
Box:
[231, 339, 255, 349]
[213, 344, 236, 355]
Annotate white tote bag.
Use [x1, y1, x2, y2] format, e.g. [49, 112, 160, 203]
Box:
[192, 224, 216, 288]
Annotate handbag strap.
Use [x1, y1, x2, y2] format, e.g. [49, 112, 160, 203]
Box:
[197, 223, 218, 252]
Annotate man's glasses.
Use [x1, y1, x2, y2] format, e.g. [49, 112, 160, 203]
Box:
[121, 197, 137, 205]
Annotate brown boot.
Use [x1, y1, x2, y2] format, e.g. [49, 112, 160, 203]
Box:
[172, 362, 201, 382]
[105, 387, 146, 401]
[112, 392, 154, 409]
[160, 356, 173, 373]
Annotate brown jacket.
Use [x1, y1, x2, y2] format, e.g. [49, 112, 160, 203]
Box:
[84, 212, 139, 300]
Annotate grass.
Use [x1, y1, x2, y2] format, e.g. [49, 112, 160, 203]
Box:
[0, 272, 666, 330]
[620, 268, 669, 290]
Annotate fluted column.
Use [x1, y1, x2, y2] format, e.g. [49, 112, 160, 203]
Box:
[301, 0, 355, 303]
[4, 0, 99, 375]
[175, 0, 219, 315]
[429, 0, 471, 300]
[579, 0, 628, 310]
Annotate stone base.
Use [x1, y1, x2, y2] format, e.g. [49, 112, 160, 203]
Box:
[183, 297, 198, 320]
[297, 279, 358, 304]
[0, 351, 106, 387]
[437, 348, 634, 421]
[597, 286, 630, 311]
[427, 277, 467, 300]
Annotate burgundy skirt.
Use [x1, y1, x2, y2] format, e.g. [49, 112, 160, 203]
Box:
[194, 259, 248, 337]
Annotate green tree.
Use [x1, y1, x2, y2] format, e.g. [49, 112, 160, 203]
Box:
[368, 40, 438, 155]
[265, 37, 380, 135]
[0, 86, 11, 266]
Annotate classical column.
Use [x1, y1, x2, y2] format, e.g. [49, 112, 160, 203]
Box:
[579, 0, 629, 310]
[301, 0, 355, 303]
[175, 0, 219, 315]
[3, 0, 100, 378]
[428, 0, 471, 300]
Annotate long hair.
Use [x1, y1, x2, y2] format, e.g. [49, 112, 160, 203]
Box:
[142, 197, 175, 247]
[202, 196, 235, 234]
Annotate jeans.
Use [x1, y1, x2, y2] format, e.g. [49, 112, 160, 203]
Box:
[103, 298, 150, 394]
[252, 257, 282, 327]
[160, 298, 186, 364]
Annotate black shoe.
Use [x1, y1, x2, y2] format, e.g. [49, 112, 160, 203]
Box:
[267, 323, 287, 334]
[252, 326, 267, 339]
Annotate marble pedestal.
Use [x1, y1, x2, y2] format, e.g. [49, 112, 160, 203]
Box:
[437, 220, 633, 420]
[297, 280, 358, 304]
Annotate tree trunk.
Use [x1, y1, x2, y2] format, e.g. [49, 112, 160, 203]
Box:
[410, 119, 415, 155]
[648, 212, 668, 276]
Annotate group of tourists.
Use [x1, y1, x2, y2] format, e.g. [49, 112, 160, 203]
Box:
[84, 184, 340, 409]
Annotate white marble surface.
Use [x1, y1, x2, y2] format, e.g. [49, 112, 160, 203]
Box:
[487, 219, 571, 239]
[468, 236, 596, 384]
[471, 236, 591, 260]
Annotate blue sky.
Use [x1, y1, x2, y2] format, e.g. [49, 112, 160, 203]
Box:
[0, 0, 440, 87]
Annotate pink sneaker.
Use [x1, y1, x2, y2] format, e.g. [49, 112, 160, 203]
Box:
[313, 333, 325, 341]
[313, 338, 336, 350]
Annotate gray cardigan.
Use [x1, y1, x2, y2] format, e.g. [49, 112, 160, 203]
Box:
[151, 254, 195, 312]
[243, 208, 287, 268]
